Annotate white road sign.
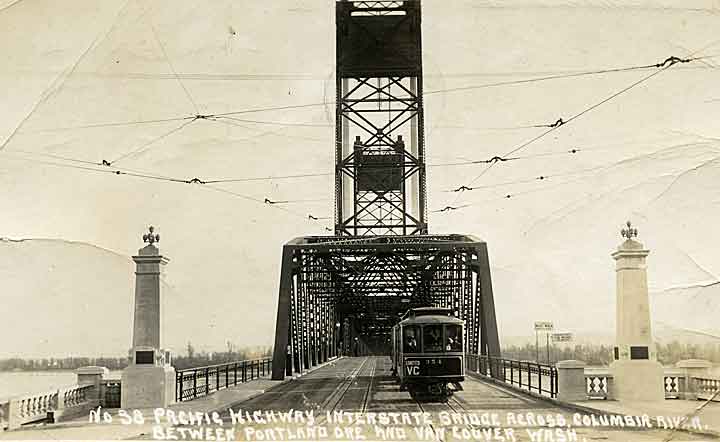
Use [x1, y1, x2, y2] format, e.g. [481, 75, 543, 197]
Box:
[552, 332, 573, 342]
[534, 321, 554, 331]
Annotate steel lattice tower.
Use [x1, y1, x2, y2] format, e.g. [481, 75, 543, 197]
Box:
[271, 0, 501, 380]
[335, 1, 427, 236]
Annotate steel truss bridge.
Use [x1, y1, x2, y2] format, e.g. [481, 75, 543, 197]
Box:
[271, 0, 501, 380]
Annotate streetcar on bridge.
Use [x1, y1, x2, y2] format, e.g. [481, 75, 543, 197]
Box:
[391, 307, 465, 398]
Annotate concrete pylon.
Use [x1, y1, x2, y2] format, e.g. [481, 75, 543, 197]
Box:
[610, 221, 664, 402]
[121, 226, 176, 409]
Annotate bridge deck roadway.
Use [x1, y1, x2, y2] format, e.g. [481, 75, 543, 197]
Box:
[2, 357, 714, 441]
[218, 357, 714, 441]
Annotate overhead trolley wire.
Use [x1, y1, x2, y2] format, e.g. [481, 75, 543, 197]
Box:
[8, 149, 187, 181]
[204, 172, 331, 184]
[432, 173, 606, 214]
[0, 0, 134, 152]
[8, 57, 715, 83]
[19, 55, 719, 137]
[263, 197, 328, 205]
[204, 185, 330, 224]
[107, 117, 197, 165]
[3, 153, 192, 184]
[149, 20, 200, 115]
[7, 145, 333, 184]
[456, 55, 702, 191]
[216, 115, 332, 128]
[15, 103, 330, 135]
[206, 116, 329, 143]
[423, 55, 717, 96]
[431, 139, 635, 169]
[4, 152, 331, 225]
[212, 102, 330, 118]
[439, 135, 708, 193]
[431, 204, 472, 213]
[446, 163, 622, 194]
[18, 115, 196, 134]
[433, 139, 719, 214]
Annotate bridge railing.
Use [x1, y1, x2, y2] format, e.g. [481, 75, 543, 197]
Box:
[585, 368, 720, 401]
[695, 376, 720, 401]
[175, 357, 272, 402]
[1, 383, 99, 430]
[465, 354, 557, 398]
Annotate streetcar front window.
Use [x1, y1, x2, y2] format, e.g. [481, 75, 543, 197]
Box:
[445, 324, 463, 351]
[422, 325, 443, 353]
[403, 326, 419, 353]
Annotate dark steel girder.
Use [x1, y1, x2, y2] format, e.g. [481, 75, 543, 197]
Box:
[272, 234, 501, 379]
[271, 1, 501, 380]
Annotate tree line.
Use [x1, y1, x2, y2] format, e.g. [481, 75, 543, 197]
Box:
[0, 342, 273, 372]
[501, 341, 720, 365]
[2, 340, 717, 371]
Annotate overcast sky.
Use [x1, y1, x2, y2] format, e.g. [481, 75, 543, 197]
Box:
[1, 0, 719, 357]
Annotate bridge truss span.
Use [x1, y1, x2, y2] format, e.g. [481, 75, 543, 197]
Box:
[271, 235, 501, 379]
[271, 0, 501, 380]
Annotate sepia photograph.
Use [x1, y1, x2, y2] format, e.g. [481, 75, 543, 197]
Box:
[0, 0, 719, 441]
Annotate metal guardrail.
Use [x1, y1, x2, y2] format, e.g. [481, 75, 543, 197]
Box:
[466, 354, 558, 398]
[175, 358, 272, 402]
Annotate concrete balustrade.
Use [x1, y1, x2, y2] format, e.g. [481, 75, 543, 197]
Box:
[1, 365, 115, 431]
[677, 359, 713, 400]
[573, 359, 719, 402]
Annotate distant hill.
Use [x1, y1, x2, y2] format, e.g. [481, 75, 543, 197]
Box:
[0, 238, 135, 359]
[3, 229, 718, 360]
[0, 237, 279, 359]
[481, 144, 720, 344]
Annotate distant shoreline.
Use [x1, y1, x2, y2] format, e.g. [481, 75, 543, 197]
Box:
[0, 368, 124, 373]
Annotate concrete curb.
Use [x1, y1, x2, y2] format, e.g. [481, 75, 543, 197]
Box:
[467, 371, 720, 439]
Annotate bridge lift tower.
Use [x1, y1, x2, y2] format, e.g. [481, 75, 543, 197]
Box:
[271, 0, 501, 380]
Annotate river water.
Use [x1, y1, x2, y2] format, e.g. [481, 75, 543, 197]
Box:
[0, 371, 121, 402]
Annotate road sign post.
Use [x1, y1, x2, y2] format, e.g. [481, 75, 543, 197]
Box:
[551, 333, 573, 364]
[534, 321, 554, 363]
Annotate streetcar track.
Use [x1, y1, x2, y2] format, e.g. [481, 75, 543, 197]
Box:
[319, 357, 369, 412]
[358, 357, 377, 413]
[411, 381, 492, 440]
[314, 356, 374, 426]
[413, 397, 445, 442]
